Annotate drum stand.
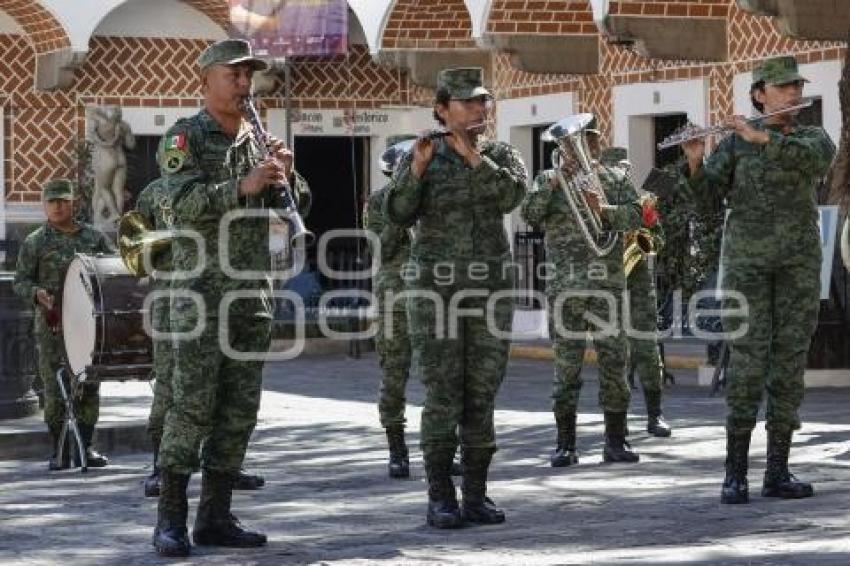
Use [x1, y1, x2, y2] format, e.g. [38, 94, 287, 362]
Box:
[55, 367, 89, 472]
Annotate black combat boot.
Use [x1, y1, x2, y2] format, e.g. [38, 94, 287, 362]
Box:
[47, 426, 70, 471]
[645, 391, 672, 438]
[550, 412, 579, 467]
[233, 469, 266, 490]
[425, 453, 463, 529]
[603, 412, 640, 463]
[761, 429, 813, 499]
[192, 469, 267, 547]
[144, 436, 161, 497]
[153, 470, 191, 557]
[385, 426, 410, 479]
[461, 449, 505, 525]
[721, 429, 750, 504]
[77, 424, 108, 468]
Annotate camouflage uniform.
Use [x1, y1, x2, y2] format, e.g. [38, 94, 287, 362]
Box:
[14, 201, 114, 435]
[522, 164, 640, 415]
[365, 185, 412, 428]
[681, 55, 835, 502]
[157, 108, 310, 476]
[387, 68, 527, 526]
[135, 178, 175, 445]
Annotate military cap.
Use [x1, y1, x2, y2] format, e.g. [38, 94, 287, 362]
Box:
[42, 178, 75, 201]
[600, 146, 628, 166]
[437, 67, 491, 100]
[752, 55, 808, 86]
[198, 38, 268, 71]
[380, 137, 416, 175]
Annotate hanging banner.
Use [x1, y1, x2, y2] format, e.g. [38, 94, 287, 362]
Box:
[228, 0, 348, 58]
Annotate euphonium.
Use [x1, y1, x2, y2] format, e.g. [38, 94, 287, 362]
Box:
[118, 210, 173, 277]
[543, 113, 617, 257]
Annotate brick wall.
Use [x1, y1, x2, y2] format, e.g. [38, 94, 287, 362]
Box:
[487, 1, 596, 35]
[0, 0, 69, 54]
[382, 0, 476, 49]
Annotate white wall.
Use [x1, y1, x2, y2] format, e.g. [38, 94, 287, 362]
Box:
[266, 106, 433, 196]
[348, 0, 393, 54]
[733, 58, 842, 144]
[0, 9, 23, 34]
[612, 78, 708, 186]
[92, 0, 225, 39]
[119, 106, 201, 137]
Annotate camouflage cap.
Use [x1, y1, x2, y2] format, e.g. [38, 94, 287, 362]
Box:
[752, 55, 808, 86]
[437, 67, 491, 100]
[198, 38, 268, 71]
[42, 178, 74, 201]
[600, 146, 628, 166]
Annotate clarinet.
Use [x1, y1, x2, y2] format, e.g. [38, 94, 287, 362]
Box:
[240, 95, 314, 246]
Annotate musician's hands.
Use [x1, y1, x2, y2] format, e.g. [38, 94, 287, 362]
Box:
[725, 115, 770, 145]
[682, 137, 706, 176]
[411, 137, 436, 179]
[36, 288, 54, 311]
[239, 158, 288, 196]
[445, 130, 482, 168]
[267, 136, 294, 179]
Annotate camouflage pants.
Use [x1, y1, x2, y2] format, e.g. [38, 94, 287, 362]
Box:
[723, 255, 820, 434]
[376, 307, 411, 428]
[549, 287, 630, 415]
[37, 330, 99, 432]
[409, 287, 512, 463]
[625, 260, 663, 395]
[147, 297, 173, 441]
[159, 315, 271, 475]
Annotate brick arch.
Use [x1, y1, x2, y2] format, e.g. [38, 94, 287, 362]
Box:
[485, 0, 595, 35]
[180, 0, 231, 30]
[382, 0, 476, 50]
[0, 1, 70, 54]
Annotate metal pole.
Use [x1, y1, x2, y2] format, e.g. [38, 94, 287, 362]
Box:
[284, 56, 292, 148]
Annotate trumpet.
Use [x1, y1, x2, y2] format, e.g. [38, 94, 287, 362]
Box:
[240, 95, 314, 247]
[657, 99, 813, 150]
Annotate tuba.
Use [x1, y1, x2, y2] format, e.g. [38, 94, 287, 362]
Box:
[543, 113, 617, 256]
[118, 211, 173, 277]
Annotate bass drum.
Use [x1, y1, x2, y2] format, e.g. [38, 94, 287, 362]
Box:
[62, 254, 152, 381]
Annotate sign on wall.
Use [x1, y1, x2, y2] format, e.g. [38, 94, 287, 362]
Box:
[228, 0, 348, 58]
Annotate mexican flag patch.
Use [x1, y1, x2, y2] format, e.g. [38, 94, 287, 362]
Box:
[164, 133, 186, 151]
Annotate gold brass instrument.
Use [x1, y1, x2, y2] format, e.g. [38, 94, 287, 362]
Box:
[240, 95, 314, 247]
[624, 229, 656, 277]
[118, 211, 173, 277]
[657, 99, 813, 150]
[543, 113, 617, 257]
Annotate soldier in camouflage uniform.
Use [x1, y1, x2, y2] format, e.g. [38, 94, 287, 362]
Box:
[152, 39, 310, 557]
[14, 178, 113, 470]
[681, 55, 835, 504]
[366, 136, 415, 479]
[521, 117, 642, 468]
[387, 68, 527, 528]
[591, 138, 672, 438]
[138, 178, 267, 497]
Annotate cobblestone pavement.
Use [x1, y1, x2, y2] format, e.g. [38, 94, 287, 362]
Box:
[2, 354, 850, 565]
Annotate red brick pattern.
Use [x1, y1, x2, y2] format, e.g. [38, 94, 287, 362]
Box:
[609, 0, 732, 18]
[382, 0, 476, 49]
[492, 52, 580, 100]
[0, 0, 70, 54]
[182, 0, 231, 30]
[578, 74, 613, 145]
[486, 1, 596, 35]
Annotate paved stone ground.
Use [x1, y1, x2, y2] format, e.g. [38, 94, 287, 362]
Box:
[2, 354, 850, 565]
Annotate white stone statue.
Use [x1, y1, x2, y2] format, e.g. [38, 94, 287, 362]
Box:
[86, 106, 135, 228]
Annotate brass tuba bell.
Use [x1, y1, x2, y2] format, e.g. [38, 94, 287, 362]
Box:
[623, 229, 657, 277]
[118, 211, 173, 277]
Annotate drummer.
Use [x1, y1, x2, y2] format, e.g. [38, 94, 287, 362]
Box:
[13, 178, 115, 470]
